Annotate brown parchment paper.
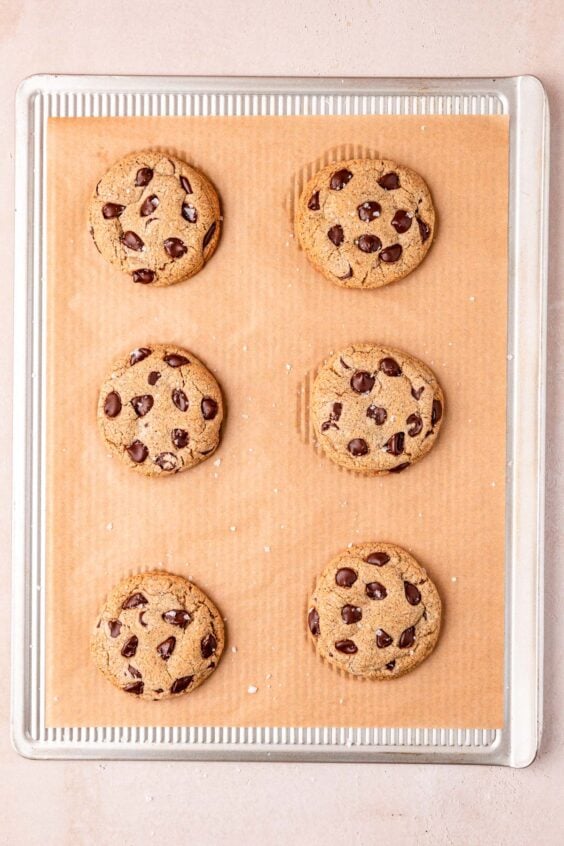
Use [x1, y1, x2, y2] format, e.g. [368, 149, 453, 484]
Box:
[46, 114, 508, 729]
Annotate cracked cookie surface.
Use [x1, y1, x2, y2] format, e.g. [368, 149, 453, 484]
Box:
[97, 343, 224, 477]
[295, 157, 435, 289]
[88, 150, 221, 287]
[311, 343, 444, 475]
[91, 571, 225, 700]
[308, 542, 441, 679]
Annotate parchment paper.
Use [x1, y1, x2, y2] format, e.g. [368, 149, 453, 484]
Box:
[46, 114, 508, 728]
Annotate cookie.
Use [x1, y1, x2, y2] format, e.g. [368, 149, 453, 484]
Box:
[307, 543, 441, 679]
[295, 157, 435, 289]
[98, 343, 224, 477]
[91, 571, 225, 700]
[311, 343, 444, 475]
[88, 150, 221, 287]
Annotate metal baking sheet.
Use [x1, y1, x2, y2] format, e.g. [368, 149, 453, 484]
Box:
[11, 75, 548, 765]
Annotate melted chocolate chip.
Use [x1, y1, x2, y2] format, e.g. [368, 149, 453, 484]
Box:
[148, 371, 161, 386]
[332, 402, 343, 420]
[155, 452, 178, 472]
[172, 388, 189, 411]
[378, 172, 400, 190]
[327, 225, 344, 246]
[330, 169, 353, 190]
[307, 191, 320, 210]
[341, 604, 362, 624]
[385, 661, 396, 671]
[135, 167, 153, 187]
[406, 413, 423, 437]
[164, 237, 188, 259]
[389, 462, 410, 473]
[124, 681, 144, 695]
[108, 619, 122, 637]
[180, 175, 193, 194]
[308, 608, 320, 636]
[380, 357, 402, 377]
[122, 592, 148, 609]
[404, 581, 422, 605]
[130, 347, 152, 365]
[367, 405, 387, 425]
[139, 611, 148, 627]
[131, 394, 154, 417]
[171, 428, 189, 449]
[411, 386, 425, 400]
[335, 568, 358, 587]
[121, 636, 138, 658]
[132, 269, 155, 284]
[417, 217, 431, 242]
[391, 210, 413, 233]
[351, 370, 375, 394]
[366, 581, 387, 600]
[348, 438, 369, 457]
[181, 202, 198, 223]
[385, 432, 405, 456]
[357, 201, 381, 221]
[157, 636, 176, 660]
[380, 244, 403, 263]
[140, 194, 159, 217]
[104, 391, 122, 418]
[399, 626, 415, 648]
[201, 633, 217, 659]
[340, 357, 351, 369]
[335, 639, 358, 654]
[102, 202, 125, 219]
[357, 234, 381, 253]
[121, 231, 144, 251]
[128, 665, 142, 679]
[164, 353, 189, 367]
[366, 552, 390, 566]
[162, 609, 191, 628]
[171, 676, 193, 694]
[376, 629, 393, 648]
[201, 397, 218, 420]
[338, 265, 354, 280]
[203, 222, 217, 249]
[127, 440, 148, 463]
[432, 399, 443, 426]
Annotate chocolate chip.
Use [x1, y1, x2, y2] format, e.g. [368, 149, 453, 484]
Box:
[180, 175, 193, 194]
[327, 225, 344, 246]
[357, 234, 381, 253]
[162, 610, 191, 629]
[335, 568, 357, 587]
[367, 405, 387, 425]
[340, 357, 351, 369]
[338, 265, 353, 280]
[391, 210, 413, 233]
[406, 413, 423, 437]
[203, 222, 217, 249]
[380, 357, 402, 377]
[122, 592, 148, 609]
[378, 172, 400, 190]
[308, 608, 320, 636]
[335, 639, 357, 654]
[102, 202, 125, 219]
[128, 665, 142, 679]
[432, 398, 443, 426]
[104, 391, 122, 418]
[341, 604, 362, 624]
[135, 167, 153, 187]
[332, 402, 343, 420]
[417, 217, 431, 242]
[366, 552, 390, 566]
[164, 353, 189, 367]
[389, 462, 410, 473]
[155, 452, 178, 471]
[380, 244, 402, 263]
[124, 681, 144, 695]
[330, 169, 353, 190]
[411, 386, 425, 400]
[201, 633, 217, 658]
[347, 438, 369, 457]
[171, 676, 193, 694]
[385, 432, 405, 456]
[399, 626, 415, 648]
[404, 581, 422, 605]
[181, 202, 198, 223]
[172, 388, 189, 411]
[131, 394, 154, 417]
[108, 619, 122, 637]
[132, 269, 155, 284]
[126, 440, 148, 463]
[376, 629, 393, 648]
[139, 611, 148, 627]
[385, 660, 396, 671]
[148, 371, 161, 386]
[121, 636, 138, 658]
[351, 371, 375, 394]
[357, 201, 381, 221]
[157, 636, 176, 660]
[140, 194, 159, 217]
[130, 347, 152, 365]
[201, 397, 218, 420]
[121, 231, 144, 251]
[171, 428, 189, 449]
[307, 191, 320, 210]
[366, 581, 387, 600]
[164, 237, 188, 259]
[154, 688, 164, 694]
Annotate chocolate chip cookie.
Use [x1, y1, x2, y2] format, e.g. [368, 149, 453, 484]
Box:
[91, 571, 225, 700]
[295, 158, 435, 289]
[98, 344, 224, 477]
[88, 150, 221, 286]
[308, 543, 441, 679]
[311, 343, 444, 474]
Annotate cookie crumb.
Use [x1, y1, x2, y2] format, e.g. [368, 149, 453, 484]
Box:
[247, 685, 258, 694]
[469, 296, 476, 302]
[242, 344, 248, 352]
[106, 522, 113, 530]
[263, 545, 271, 553]
[231, 646, 238, 653]
[229, 526, 237, 532]
[213, 458, 221, 467]
[265, 673, 272, 680]
[285, 363, 292, 373]
[451, 576, 458, 583]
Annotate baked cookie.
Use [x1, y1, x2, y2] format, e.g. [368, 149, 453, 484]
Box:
[98, 343, 224, 477]
[307, 543, 441, 679]
[91, 571, 225, 700]
[311, 343, 444, 475]
[88, 150, 221, 286]
[295, 157, 435, 289]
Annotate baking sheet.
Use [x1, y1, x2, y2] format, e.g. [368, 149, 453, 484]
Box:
[45, 113, 508, 730]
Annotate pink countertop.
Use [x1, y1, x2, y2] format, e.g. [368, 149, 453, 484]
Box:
[0, 1, 562, 843]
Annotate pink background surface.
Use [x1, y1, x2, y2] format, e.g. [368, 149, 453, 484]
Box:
[0, 1, 562, 843]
